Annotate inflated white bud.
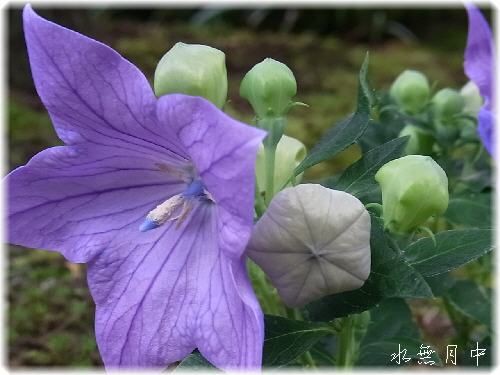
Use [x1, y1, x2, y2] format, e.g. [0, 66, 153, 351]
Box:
[248, 184, 371, 307]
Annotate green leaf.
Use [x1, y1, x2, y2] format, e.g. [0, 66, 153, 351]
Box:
[332, 136, 409, 201]
[404, 229, 494, 277]
[446, 280, 492, 330]
[445, 193, 492, 228]
[304, 216, 432, 321]
[424, 272, 457, 297]
[358, 299, 443, 366]
[263, 315, 331, 367]
[294, 53, 371, 176]
[360, 299, 419, 348]
[175, 351, 215, 371]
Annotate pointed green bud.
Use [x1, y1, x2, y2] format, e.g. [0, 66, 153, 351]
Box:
[431, 88, 465, 121]
[398, 125, 434, 155]
[240, 58, 297, 118]
[389, 70, 430, 114]
[375, 155, 449, 234]
[459, 118, 479, 141]
[256, 135, 306, 195]
[460, 81, 483, 116]
[154, 42, 227, 108]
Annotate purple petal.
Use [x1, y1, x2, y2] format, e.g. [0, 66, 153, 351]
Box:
[477, 107, 494, 155]
[464, 3, 493, 101]
[7, 144, 185, 262]
[88, 202, 263, 369]
[157, 95, 266, 258]
[23, 5, 187, 162]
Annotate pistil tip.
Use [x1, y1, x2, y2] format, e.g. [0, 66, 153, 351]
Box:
[139, 218, 159, 232]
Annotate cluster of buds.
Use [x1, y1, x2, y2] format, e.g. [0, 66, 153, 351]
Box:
[389, 69, 485, 153]
[152, 43, 450, 309]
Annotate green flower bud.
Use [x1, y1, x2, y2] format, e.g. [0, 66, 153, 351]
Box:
[460, 81, 483, 116]
[431, 88, 465, 121]
[389, 70, 430, 114]
[154, 42, 227, 108]
[240, 58, 297, 118]
[459, 118, 479, 141]
[375, 155, 449, 234]
[398, 124, 434, 155]
[256, 135, 306, 195]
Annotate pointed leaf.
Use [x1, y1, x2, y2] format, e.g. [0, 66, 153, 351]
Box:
[360, 299, 419, 348]
[175, 351, 215, 371]
[404, 229, 494, 277]
[332, 136, 409, 200]
[445, 193, 492, 228]
[446, 280, 492, 330]
[294, 54, 371, 176]
[357, 299, 442, 366]
[263, 315, 331, 367]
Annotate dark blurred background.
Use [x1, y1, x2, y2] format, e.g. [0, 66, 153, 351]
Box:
[7, 4, 489, 367]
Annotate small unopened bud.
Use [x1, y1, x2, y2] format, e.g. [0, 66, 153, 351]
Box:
[431, 88, 465, 121]
[398, 125, 434, 155]
[375, 155, 449, 234]
[256, 135, 306, 195]
[248, 184, 371, 307]
[154, 42, 227, 108]
[460, 81, 483, 116]
[240, 58, 297, 118]
[389, 70, 430, 114]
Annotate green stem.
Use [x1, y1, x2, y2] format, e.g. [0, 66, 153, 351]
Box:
[254, 179, 266, 218]
[248, 261, 280, 315]
[302, 350, 316, 369]
[256, 116, 285, 205]
[264, 144, 276, 205]
[336, 316, 356, 368]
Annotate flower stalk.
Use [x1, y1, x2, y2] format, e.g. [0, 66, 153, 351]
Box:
[258, 116, 286, 204]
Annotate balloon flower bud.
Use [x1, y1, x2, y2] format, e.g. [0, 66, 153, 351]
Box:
[240, 58, 297, 118]
[375, 155, 449, 234]
[256, 135, 306, 195]
[460, 81, 483, 116]
[389, 70, 430, 114]
[154, 42, 228, 108]
[248, 184, 371, 307]
[398, 125, 434, 155]
[431, 88, 465, 122]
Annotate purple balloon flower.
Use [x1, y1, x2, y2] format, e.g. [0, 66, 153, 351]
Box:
[8, 5, 265, 370]
[464, 3, 495, 155]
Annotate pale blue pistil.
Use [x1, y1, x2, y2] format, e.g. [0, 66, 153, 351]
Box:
[140, 179, 206, 232]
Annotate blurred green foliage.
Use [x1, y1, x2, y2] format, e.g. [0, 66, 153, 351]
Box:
[8, 6, 471, 367]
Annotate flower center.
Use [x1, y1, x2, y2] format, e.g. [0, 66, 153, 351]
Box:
[139, 179, 212, 232]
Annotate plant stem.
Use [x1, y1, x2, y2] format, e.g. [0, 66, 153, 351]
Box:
[264, 144, 276, 205]
[302, 350, 316, 369]
[257, 116, 285, 205]
[247, 261, 281, 316]
[254, 180, 266, 218]
[336, 316, 356, 368]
